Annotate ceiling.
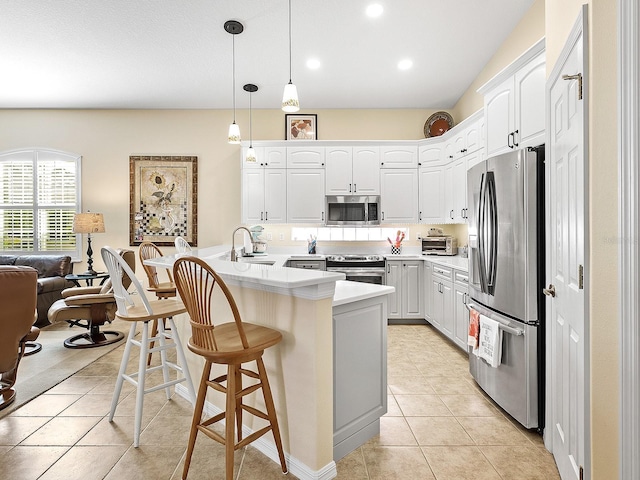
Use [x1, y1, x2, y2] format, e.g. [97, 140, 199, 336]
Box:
[0, 0, 535, 110]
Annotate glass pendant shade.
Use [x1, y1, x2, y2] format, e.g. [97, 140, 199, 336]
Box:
[282, 82, 299, 112]
[246, 146, 257, 163]
[228, 122, 241, 144]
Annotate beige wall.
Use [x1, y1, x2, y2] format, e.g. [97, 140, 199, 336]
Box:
[451, 0, 546, 122]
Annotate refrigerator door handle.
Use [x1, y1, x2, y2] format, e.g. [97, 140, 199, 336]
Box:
[477, 173, 489, 294]
[486, 172, 498, 295]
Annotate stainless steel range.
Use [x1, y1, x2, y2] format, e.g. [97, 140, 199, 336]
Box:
[325, 254, 386, 285]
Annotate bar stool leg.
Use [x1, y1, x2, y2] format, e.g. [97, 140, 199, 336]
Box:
[168, 318, 196, 405]
[157, 318, 172, 400]
[146, 318, 158, 366]
[257, 357, 288, 473]
[109, 323, 136, 421]
[182, 361, 211, 480]
[225, 364, 237, 480]
[235, 367, 243, 443]
[133, 321, 150, 447]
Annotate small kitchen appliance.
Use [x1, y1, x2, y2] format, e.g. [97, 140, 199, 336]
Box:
[325, 196, 380, 226]
[249, 225, 267, 253]
[421, 236, 458, 256]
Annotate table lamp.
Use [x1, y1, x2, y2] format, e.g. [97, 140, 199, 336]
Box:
[73, 212, 105, 275]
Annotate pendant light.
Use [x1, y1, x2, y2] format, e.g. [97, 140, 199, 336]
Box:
[281, 0, 299, 112]
[225, 20, 243, 144]
[243, 83, 258, 163]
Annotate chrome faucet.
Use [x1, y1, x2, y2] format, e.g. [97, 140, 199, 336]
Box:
[230, 226, 255, 262]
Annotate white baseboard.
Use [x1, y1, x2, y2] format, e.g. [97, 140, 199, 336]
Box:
[175, 384, 337, 480]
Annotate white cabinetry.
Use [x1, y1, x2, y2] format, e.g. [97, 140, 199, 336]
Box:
[287, 146, 325, 168]
[419, 167, 445, 224]
[325, 146, 380, 195]
[424, 261, 436, 326]
[386, 259, 424, 319]
[431, 264, 453, 338]
[481, 41, 546, 157]
[241, 169, 287, 224]
[242, 146, 287, 169]
[287, 169, 325, 223]
[380, 145, 418, 168]
[452, 269, 470, 351]
[380, 169, 419, 223]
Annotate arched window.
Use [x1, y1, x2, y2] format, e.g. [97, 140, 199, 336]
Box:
[0, 148, 81, 259]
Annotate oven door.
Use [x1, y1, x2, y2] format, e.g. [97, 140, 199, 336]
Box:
[326, 267, 385, 285]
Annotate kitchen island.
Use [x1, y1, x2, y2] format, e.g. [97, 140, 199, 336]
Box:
[144, 246, 394, 480]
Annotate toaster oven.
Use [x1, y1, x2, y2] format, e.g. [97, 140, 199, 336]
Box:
[422, 236, 458, 256]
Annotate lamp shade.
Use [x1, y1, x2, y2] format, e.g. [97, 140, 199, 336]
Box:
[228, 122, 241, 144]
[73, 213, 105, 234]
[246, 146, 257, 163]
[281, 82, 299, 113]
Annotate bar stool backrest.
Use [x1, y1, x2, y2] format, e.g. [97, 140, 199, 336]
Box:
[102, 246, 153, 317]
[139, 241, 173, 289]
[174, 236, 192, 254]
[173, 256, 249, 352]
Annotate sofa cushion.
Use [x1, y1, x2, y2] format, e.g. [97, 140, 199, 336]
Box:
[14, 255, 72, 278]
[0, 255, 17, 266]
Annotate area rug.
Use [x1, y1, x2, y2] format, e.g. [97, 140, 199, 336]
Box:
[1, 320, 132, 418]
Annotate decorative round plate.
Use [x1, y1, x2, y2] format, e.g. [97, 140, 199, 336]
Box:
[424, 111, 454, 138]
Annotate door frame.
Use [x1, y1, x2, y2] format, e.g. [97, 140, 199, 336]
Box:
[619, 0, 640, 478]
[544, 5, 591, 476]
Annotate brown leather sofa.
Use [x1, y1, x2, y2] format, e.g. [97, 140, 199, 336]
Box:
[0, 255, 75, 327]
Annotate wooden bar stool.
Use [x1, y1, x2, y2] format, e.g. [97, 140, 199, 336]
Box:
[173, 256, 288, 480]
[102, 246, 196, 447]
[139, 241, 176, 366]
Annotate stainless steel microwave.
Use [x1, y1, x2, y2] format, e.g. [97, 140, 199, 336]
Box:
[422, 236, 458, 255]
[325, 195, 380, 226]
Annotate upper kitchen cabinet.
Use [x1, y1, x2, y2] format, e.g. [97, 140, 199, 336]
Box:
[479, 39, 545, 158]
[242, 146, 287, 169]
[242, 168, 287, 224]
[287, 146, 325, 168]
[418, 141, 444, 168]
[287, 169, 325, 223]
[379, 145, 418, 169]
[325, 146, 380, 195]
[419, 167, 445, 224]
[380, 169, 419, 223]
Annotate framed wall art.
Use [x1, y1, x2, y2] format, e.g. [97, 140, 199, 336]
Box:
[129, 155, 197, 246]
[285, 114, 318, 140]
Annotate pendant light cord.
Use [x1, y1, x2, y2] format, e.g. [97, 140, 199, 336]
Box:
[232, 34, 236, 123]
[288, 0, 292, 83]
[249, 91, 253, 147]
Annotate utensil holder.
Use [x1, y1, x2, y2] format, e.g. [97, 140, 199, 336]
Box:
[391, 246, 401, 255]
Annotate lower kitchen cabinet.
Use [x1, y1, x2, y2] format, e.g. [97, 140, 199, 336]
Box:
[431, 276, 453, 338]
[386, 260, 424, 320]
[453, 284, 469, 350]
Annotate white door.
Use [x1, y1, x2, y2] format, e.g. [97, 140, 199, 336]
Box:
[419, 167, 444, 224]
[241, 169, 265, 224]
[380, 169, 419, 223]
[402, 261, 423, 318]
[546, 15, 587, 480]
[287, 169, 325, 223]
[325, 147, 352, 195]
[263, 169, 287, 223]
[352, 146, 380, 194]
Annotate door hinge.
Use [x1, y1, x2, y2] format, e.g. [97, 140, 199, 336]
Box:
[562, 73, 583, 100]
[579, 264, 584, 290]
[579, 465, 584, 480]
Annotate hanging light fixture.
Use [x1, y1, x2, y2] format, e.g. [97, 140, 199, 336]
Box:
[281, 0, 299, 112]
[243, 83, 258, 163]
[225, 20, 243, 144]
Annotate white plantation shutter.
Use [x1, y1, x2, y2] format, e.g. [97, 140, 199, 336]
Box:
[0, 149, 81, 257]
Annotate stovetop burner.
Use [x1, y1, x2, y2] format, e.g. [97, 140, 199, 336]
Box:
[325, 254, 385, 262]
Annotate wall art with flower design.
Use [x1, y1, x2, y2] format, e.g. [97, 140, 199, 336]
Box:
[129, 155, 197, 246]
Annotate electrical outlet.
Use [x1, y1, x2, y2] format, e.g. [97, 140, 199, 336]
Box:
[279, 233, 284, 241]
[267, 233, 272, 241]
[417, 233, 422, 240]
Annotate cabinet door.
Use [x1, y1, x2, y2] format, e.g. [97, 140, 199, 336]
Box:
[386, 260, 402, 319]
[419, 167, 444, 224]
[431, 279, 444, 331]
[352, 146, 380, 195]
[287, 169, 325, 223]
[424, 262, 435, 324]
[453, 285, 469, 350]
[514, 51, 546, 148]
[418, 143, 442, 167]
[402, 261, 424, 318]
[465, 120, 482, 153]
[453, 133, 466, 160]
[443, 164, 454, 223]
[242, 146, 264, 168]
[440, 280, 453, 338]
[451, 157, 467, 223]
[242, 169, 265, 223]
[484, 76, 514, 158]
[287, 146, 325, 168]
[263, 169, 287, 223]
[380, 169, 419, 223]
[325, 147, 353, 195]
[380, 146, 418, 168]
[263, 147, 287, 168]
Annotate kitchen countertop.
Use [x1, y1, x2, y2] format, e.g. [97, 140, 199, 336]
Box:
[333, 280, 395, 307]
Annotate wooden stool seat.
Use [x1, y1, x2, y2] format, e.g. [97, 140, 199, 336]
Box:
[173, 256, 288, 480]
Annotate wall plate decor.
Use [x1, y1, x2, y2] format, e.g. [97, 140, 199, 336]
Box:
[129, 155, 197, 246]
[285, 114, 317, 140]
[424, 111, 454, 138]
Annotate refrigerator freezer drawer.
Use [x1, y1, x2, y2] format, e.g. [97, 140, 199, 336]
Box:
[468, 302, 538, 429]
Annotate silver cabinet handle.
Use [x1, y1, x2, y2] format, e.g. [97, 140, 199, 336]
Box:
[543, 284, 556, 298]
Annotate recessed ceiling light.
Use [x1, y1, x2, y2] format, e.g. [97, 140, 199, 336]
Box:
[398, 59, 413, 70]
[366, 4, 383, 18]
[306, 58, 321, 70]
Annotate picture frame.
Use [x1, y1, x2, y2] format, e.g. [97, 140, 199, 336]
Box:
[285, 114, 318, 140]
[129, 155, 197, 247]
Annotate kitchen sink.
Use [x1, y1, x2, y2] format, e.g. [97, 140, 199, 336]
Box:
[238, 257, 276, 265]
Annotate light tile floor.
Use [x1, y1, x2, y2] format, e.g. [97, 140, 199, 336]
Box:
[0, 323, 560, 479]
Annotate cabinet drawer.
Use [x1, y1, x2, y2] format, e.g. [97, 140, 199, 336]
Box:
[431, 264, 452, 280]
[288, 260, 326, 270]
[454, 269, 469, 285]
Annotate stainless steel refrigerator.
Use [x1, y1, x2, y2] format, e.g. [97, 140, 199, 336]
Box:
[467, 146, 545, 430]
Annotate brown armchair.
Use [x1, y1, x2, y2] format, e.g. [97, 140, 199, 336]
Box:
[47, 249, 135, 348]
[0, 265, 39, 411]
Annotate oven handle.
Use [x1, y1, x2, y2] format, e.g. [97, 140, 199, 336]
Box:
[326, 268, 385, 276]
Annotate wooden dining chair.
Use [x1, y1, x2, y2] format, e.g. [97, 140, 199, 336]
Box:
[173, 256, 287, 480]
[102, 246, 196, 447]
